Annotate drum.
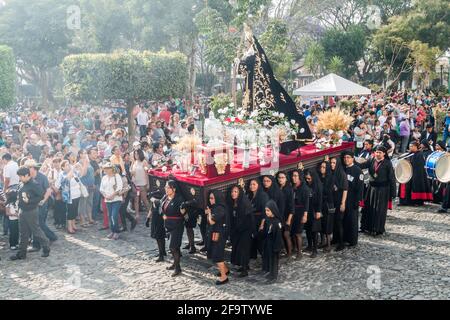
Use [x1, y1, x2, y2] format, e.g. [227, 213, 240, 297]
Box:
[392, 158, 413, 184]
[425, 151, 450, 183]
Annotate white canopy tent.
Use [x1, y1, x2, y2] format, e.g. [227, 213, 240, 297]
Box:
[293, 73, 371, 96]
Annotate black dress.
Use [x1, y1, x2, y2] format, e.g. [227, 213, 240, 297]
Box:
[358, 159, 396, 234]
[399, 151, 433, 205]
[291, 183, 310, 234]
[305, 179, 322, 233]
[279, 184, 294, 229]
[229, 195, 254, 268]
[206, 204, 228, 263]
[319, 173, 335, 235]
[343, 164, 364, 245]
[162, 194, 185, 250]
[249, 187, 269, 259]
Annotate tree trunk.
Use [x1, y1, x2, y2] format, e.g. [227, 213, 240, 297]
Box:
[40, 70, 49, 109]
[127, 100, 136, 145]
[186, 38, 197, 101]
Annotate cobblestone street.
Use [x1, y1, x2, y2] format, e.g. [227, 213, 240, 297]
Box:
[1, 203, 449, 300]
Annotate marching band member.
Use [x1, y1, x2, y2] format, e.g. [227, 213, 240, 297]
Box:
[432, 141, 447, 205]
[398, 142, 433, 207]
[357, 146, 396, 236]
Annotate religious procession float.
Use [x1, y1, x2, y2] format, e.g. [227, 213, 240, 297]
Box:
[149, 27, 354, 207]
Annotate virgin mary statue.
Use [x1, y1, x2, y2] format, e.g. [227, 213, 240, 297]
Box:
[237, 25, 312, 141]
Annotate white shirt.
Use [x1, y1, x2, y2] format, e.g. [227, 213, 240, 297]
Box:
[100, 174, 123, 203]
[3, 161, 19, 187]
[137, 111, 149, 126]
[55, 171, 81, 201]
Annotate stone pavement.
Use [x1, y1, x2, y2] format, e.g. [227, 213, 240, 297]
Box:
[1, 203, 449, 300]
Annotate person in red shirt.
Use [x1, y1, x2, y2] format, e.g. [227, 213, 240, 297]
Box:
[159, 105, 172, 126]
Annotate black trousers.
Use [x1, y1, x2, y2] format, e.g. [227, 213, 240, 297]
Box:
[443, 184, 450, 210]
[9, 219, 19, 247]
[120, 192, 135, 229]
[54, 200, 67, 227]
[18, 208, 50, 257]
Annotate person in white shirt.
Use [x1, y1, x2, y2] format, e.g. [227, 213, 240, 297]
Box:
[137, 108, 149, 138]
[100, 163, 123, 240]
[2, 153, 19, 191]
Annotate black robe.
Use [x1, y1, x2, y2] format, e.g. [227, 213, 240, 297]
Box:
[279, 185, 295, 226]
[343, 164, 364, 245]
[399, 151, 433, 205]
[319, 173, 335, 235]
[292, 183, 310, 234]
[229, 194, 254, 267]
[263, 177, 286, 223]
[206, 203, 228, 263]
[358, 158, 396, 234]
[305, 177, 322, 233]
[248, 188, 269, 259]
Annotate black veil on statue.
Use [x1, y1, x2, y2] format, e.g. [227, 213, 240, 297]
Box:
[238, 34, 312, 143]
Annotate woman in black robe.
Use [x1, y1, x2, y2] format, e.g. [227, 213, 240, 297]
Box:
[329, 157, 348, 248]
[276, 171, 295, 259]
[258, 200, 284, 284]
[227, 185, 254, 278]
[205, 190, 229, 285]
[317, 161, 335, 252]
[146, 190, 166, 262]
[303, 169, 323, 258]
[357, 146, 396, 236]
[398, 142, 433, 206]
[161, 180, 186, 277]
[262, 175, 286, 218]
[247, 179, 269, 260]
[291, 169, 310, 259]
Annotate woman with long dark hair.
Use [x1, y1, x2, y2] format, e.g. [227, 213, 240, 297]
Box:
[290, 169, 310, 259]
[329, 157, 348, 251]
[206, 190, 229, 285]
[161, 180, 186, 276]
[275, 171, 294, 259]
[247, 179, 269, 260]
[227, 185, 254, 278]
[303, 169, 322, 258]
[317, 161, 335, 252]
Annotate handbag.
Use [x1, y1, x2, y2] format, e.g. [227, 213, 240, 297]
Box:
[75, 177, 89, 198]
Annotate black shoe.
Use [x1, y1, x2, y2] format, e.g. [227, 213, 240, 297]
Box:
[182, 244, 190, 250]
[265, 278, 277, 285]
[216, 270, 230, 277]
[41, 248, 50, 258]
[166, 264, 175, 270]
[188, 247, 197, 254]
[335, 245, 345, 252]
[10, 254, 26, 261]
[200, 246, 207, 252]
[438, 209, 448, 213]
[264, 272, 272, 279]
[304, 246, 312, 252]
[130, 219, 137, 231]
[310, 250, 317, 258]
[28, 247, 40, 253]
[155, 256, 164, 262]
[237, 271, 248, 278]
[296, 253, 303, 260]
[171, 269, 182, 277]
[196, 241, 204, 246]
[215, 278, 229, 286]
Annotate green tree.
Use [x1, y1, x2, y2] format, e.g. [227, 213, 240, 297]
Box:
[321, 25, 366, 78]
[304, 42, 325, 79]
[327, 56, 345, 75]
[260, 19, 293, 82]
[62, 50, 188, 139]
[0, 46, 16, 109]
[0, 0, 75, 107]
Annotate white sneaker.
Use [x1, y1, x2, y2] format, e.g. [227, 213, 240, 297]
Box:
[10, 246, 18, 250]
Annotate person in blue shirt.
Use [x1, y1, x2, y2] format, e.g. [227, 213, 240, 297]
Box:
[443, 109, 450, 147]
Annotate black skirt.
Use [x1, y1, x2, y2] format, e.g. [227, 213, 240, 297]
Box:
[166, 221, 184, 250]
[150, 213, 165, 240]
[184, 209, 198, 228]
[290, 212, 305, 234]
[321, 205, 334, 235]
[207, 230, 226, 263]
[305, 210, 321, 233]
